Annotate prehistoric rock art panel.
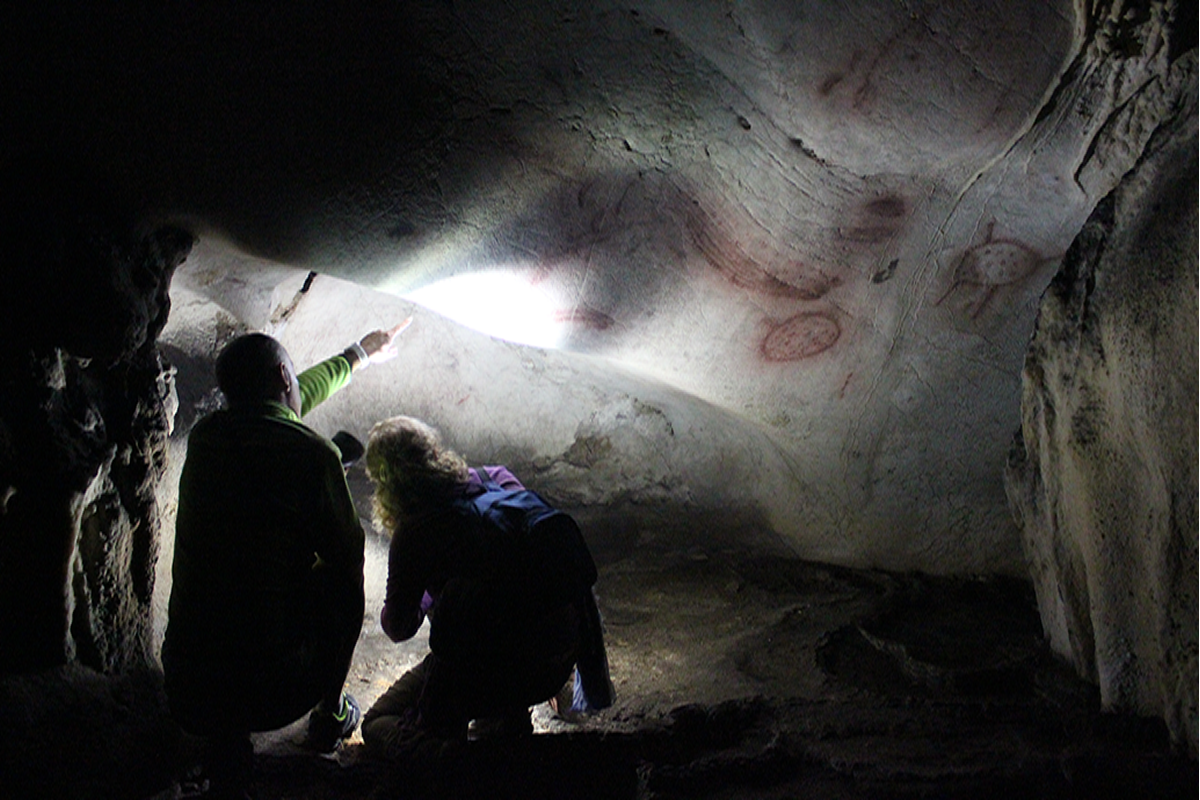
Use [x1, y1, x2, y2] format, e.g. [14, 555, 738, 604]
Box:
[797, 0, 1075, 175]
[935, 222, 1050, 318]
[832, 190, 913, 286]
[681, 194, 854, 364]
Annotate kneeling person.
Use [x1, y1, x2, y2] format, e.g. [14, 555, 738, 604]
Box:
[361, 416, 614, 757]
[162, 323, 407, 791]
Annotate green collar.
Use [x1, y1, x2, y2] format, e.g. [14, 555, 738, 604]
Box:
[232, 400, 302, 424]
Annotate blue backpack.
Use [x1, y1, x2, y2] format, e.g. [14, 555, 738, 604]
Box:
[458, 482, 597, 601]
[428, 482, 598, 659]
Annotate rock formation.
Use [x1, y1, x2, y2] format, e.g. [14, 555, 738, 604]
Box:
[0, 156, 194, 673]
[1006, 98, 1198, 752]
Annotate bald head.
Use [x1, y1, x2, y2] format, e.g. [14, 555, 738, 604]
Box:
[215, 333, 298, 411]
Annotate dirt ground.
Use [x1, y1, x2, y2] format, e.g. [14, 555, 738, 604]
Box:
[215, 495, 1192, 800]
[4, 467, 1192, 799]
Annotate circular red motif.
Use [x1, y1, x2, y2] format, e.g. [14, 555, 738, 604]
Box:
[761, 313, 840, 362]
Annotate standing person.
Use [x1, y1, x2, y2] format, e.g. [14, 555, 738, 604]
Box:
[360, 415, 614, 760]
[162, 320, 409, 798]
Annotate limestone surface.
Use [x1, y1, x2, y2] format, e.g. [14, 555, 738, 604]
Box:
[1006, 93, 1198, 753]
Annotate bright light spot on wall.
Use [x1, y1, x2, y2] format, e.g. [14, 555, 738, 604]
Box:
[403, 269, 564, 349]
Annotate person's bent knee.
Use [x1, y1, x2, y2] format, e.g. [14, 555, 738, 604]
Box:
[360, 713, 399, 747]
[361, 713, 423, 760]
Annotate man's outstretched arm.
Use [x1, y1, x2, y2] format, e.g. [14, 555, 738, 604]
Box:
[299, 318, 413, 416]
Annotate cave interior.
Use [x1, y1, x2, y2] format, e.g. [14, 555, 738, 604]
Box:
[0, 2, 1196, 799]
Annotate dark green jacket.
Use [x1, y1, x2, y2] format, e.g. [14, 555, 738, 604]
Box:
[163, 355, 364, 730]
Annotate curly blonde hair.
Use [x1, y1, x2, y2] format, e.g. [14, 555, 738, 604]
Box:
[366, 415, 469, 535]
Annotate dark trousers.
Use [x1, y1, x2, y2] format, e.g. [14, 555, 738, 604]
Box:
[164, 579, 363, 792]
[165, 572, 363, 736]
[362, 647, 575, 756]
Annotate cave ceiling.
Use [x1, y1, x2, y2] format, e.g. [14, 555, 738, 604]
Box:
[4, 1, 1186, 574]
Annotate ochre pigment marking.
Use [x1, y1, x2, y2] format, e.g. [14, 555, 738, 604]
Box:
[686, 203, 838, 300]
[863, 195, 907, 219]
[761, 313, 841, 362]
[553, 306, 615, 330]
[834, 193, 909, 251]
[854, 193, 909, 236]
[936, 222, 1046, 318]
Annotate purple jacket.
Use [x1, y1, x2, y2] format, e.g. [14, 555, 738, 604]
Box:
[380, 466, 522, 641]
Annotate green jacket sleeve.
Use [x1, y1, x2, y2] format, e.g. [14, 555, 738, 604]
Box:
[297, 355, 353, 417]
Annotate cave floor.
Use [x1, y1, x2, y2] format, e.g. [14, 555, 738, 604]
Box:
[169, 546, 1191, 800]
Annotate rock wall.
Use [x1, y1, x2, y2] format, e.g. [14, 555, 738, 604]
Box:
[0, 154, 194, 672]
[1005, 84, 1198, 753]
[3, 2, 1194, 578]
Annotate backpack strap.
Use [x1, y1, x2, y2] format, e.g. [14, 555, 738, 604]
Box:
[467, 480, 512, 515]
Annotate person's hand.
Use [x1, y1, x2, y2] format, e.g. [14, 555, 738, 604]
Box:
[358, 317, 413, 364]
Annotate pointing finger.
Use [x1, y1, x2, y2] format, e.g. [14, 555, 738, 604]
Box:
[389, 317, 414, 339]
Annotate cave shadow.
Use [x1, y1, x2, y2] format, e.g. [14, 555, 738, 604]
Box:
[204, 554, 1193, 800]
[4, 550, 1192, 800]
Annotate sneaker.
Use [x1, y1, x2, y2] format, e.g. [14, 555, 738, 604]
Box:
[302, 693, 361, 753]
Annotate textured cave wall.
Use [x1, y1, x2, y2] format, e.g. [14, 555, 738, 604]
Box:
[0, 2, 1192, 581]
[0, 160, 197, 799]
[160, 246, 805, 569]
[0, 156, 194, 673]
[1005, 97, 1198, 753]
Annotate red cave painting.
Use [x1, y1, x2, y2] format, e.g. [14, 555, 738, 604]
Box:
[552, 305, 615, 330]
[686, 202, 839, 301]
[835, 192, 910, 250]
[936, 222, 1048, 318]
[761, 313, 841, 362]
[683, 197, 848, 363]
